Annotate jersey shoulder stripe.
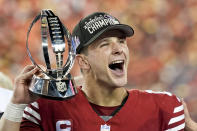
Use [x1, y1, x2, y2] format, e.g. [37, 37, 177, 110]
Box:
[22, 101, 41, 125]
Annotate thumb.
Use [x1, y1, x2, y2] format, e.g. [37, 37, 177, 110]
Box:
[182, 98, 191, 121]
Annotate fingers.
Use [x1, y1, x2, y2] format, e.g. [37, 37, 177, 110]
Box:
[20, 65, 36, 74]
[19, 65, 40, 79]
[38, 65, 47, 72]
[21, 65, 46, 74]
[17, 65, 48, 81]
[22, 67, 40, 78]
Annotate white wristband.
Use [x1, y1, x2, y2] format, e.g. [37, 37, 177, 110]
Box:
[3, 102, 28, 122]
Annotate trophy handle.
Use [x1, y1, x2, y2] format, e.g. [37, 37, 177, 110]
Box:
[41, 10, 52, 74]
[26, 13, 53, 79]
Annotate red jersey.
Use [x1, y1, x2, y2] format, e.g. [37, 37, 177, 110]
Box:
[20, 89, 185, 131]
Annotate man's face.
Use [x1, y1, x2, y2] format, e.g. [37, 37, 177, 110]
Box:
[85, 30, 130, 87]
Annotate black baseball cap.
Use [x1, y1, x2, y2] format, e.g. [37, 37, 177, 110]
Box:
[72, 12, 134, 54]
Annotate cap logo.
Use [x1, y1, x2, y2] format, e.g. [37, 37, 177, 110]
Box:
[83, 14, 120, 34]
[72, 36, 80, 49]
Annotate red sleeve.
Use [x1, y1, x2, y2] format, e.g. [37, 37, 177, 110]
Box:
[20, 101, 42, 131]
[20, 119, 42, 131]
[146, 90, 185, 131]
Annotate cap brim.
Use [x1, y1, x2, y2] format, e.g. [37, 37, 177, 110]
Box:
[78, 24, 134, 53]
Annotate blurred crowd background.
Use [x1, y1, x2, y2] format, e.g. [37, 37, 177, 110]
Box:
[0, 0, 197, 120]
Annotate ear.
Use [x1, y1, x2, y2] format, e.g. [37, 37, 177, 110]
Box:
[76, 54, 90, 70]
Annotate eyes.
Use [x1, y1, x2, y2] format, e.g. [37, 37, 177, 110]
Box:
[99, 37, 126, 48]
[100, 42, 109, 48]
[119, 38, 126, 44]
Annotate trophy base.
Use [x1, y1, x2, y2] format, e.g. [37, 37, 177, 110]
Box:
[29, 76, 78, 100]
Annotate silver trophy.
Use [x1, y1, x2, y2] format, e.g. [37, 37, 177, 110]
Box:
[26, 9, 79, 100]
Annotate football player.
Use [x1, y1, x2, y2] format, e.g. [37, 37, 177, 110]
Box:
[0, 12, 189, 131]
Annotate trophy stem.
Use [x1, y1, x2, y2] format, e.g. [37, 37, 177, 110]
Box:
[56, 53, 64, 78]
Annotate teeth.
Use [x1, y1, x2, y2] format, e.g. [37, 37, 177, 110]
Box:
[112, 60, 124, 64]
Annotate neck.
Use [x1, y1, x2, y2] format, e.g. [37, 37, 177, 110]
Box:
[82, 75, 128, 106]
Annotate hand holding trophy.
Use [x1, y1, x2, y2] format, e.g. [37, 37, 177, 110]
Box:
[26, 9, 79, 100]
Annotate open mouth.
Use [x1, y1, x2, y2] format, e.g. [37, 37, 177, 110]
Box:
[108, 60, 124, 75]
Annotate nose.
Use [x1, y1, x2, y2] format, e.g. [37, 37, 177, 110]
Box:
[112, 42, 123, 55]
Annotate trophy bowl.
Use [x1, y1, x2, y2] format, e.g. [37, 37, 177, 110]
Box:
[26, 9, 79, 100]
